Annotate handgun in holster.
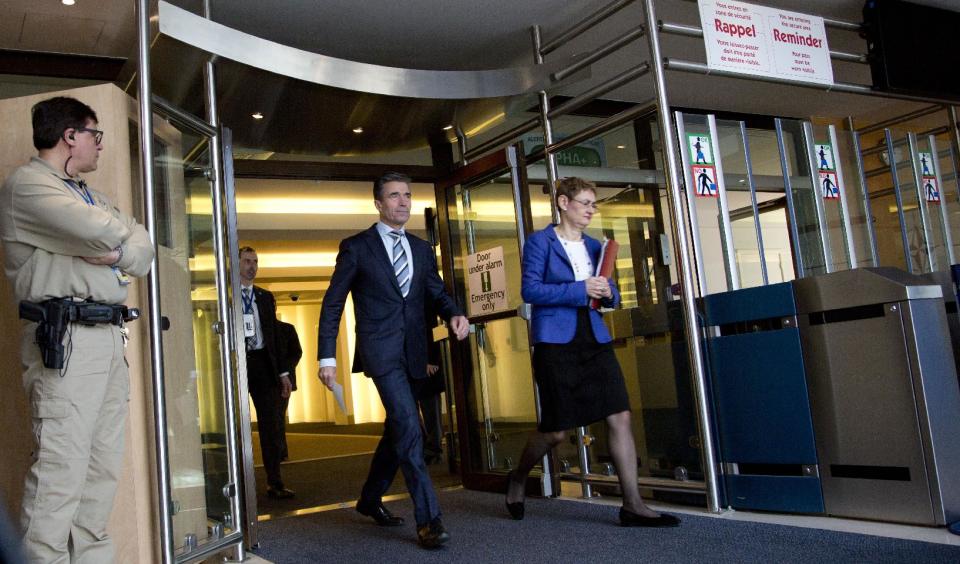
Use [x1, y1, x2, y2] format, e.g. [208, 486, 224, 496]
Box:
[19, 300, 70, 370]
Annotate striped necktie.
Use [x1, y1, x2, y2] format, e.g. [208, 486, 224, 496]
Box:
[389, 230, 410, 297]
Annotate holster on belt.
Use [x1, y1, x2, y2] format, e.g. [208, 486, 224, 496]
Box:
[19, 299, 140, 370]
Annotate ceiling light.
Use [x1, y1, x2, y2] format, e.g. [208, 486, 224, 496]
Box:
[352, 127, 364, 134]
[62, 0, 75, 5]
[251, 112, 264, 120]
[442, 125, 454, 131]
[616, 144, 626, 149]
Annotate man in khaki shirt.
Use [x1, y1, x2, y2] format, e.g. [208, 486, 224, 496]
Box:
[0, 96, 153, 563]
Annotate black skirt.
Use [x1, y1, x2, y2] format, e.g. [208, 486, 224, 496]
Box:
[533, 308, 630, 432]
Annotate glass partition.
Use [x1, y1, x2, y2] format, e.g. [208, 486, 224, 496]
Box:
[887, 128, 932, 273]
[908, 133, 950, 271]
[835, 127, 877, 269]
[445, 174, 537, 473]
[806, 124, 854, 271]
[931, 133, 960, 261]
[776, 119, 827, 278]
[152, 113, 238, 557]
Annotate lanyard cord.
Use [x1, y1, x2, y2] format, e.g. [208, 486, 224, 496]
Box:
[64, 178, 95, 206]
[242, 288, 254, 314]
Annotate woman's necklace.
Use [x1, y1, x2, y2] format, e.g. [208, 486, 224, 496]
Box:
[556, 225, 582, 243]
[558, 232, 592, 278]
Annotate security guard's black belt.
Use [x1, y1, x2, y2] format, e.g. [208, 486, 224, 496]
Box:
[18, 299, 140, 370]
[19, 298, 139, 327]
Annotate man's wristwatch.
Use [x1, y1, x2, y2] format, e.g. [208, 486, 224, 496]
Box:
[110, 245, 123, 266]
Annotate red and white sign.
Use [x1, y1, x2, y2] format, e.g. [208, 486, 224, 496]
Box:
[819, 171, 840, 200]
[923, 177, 941, 204]
[699, 0, 834, 86]
[692, 165, 718, 198]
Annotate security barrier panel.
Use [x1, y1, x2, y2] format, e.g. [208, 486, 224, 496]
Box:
[794, 268, 960, 525]
[915, 270, 960, 381]
[703, 283, 824, 514]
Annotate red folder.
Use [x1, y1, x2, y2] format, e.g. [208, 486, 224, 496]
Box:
[590, 239, 620, 310]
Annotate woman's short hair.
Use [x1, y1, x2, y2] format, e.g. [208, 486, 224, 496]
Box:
[554, 177, 596, 205]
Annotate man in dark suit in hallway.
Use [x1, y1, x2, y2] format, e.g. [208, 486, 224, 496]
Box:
[239, 246, 294, 499]
[318, 172, 469, 549]
[276, 319, 303, 461]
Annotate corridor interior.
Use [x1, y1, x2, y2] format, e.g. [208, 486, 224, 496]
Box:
[235, 177, 461, 516]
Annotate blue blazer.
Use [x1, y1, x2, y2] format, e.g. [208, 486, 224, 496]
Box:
[318, 225, 462, 378]
[521, 225, 619, 345]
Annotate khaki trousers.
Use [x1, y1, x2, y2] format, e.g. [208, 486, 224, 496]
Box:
[20, 322, 128, 564]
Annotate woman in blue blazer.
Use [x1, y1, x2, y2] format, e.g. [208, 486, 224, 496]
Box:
[505, 177, 679, 528]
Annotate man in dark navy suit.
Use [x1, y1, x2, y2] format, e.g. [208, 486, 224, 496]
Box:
[239, 246, 294, 499]
[317, 172, 468, 549]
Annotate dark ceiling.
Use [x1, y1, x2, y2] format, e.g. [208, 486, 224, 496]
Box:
[3, 0, 958, 158]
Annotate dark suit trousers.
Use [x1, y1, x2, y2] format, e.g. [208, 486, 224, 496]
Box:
[361, 368, 440, 526]
[418, 395, 442, 457]
[247, 349, 285, 489]
[279, 396, 290, 460]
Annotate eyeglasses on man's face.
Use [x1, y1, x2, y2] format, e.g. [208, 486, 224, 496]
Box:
[570, 197, 599, 210]
[76, 127, 104, 145]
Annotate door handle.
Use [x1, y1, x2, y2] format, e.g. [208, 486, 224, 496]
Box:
[517, 303, 532, 320]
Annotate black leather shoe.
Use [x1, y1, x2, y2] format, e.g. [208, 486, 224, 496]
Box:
[619, 507, 680, 527]
[506, 500, 525, 520]
[266, 486, 295, 499]
[417, 518, 450, 549]
[505, 471, 525, 520]
[356, 501, 405, 527]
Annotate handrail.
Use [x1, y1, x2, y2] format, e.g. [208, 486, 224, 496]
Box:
[464, 62, 651, 160]
[539, 0, 636, 56]
[464, 118, 539, 161]
[823, 16, 863, 32]
[857, 104, 945, 135]
[137, 0, 173, 561]
[543, 100, 657, 156]
[552, 26, 646, 81]
[550, 63, 650, 119]
[861, 125, 949, 157]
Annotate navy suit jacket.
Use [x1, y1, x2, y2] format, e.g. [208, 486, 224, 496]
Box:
[521, 225, 619, 345]
[318, 224, 462, 379]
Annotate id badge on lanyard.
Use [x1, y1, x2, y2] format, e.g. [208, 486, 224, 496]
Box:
[242, 291, 256, 337]
[114, 267, 130, 286]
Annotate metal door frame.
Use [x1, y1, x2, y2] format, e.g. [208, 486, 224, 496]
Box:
[433, 145, 554, 496]
[139, 95, 245, 563]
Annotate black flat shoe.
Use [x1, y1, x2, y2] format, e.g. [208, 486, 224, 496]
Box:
[505, 471, 525, 520]
[356, 501, 405, 527]
[266, 486, 295, 499]
[619, 508, 681, 528]
[506, 500, 525, 520]
[417, 518, 450, 549]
